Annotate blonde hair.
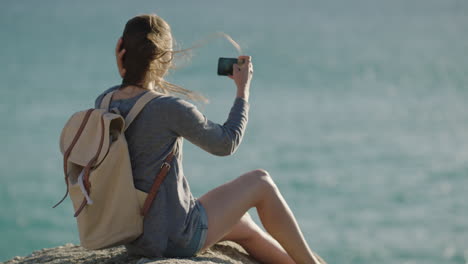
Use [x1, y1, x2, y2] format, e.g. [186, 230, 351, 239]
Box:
[121, 14, 207, 102]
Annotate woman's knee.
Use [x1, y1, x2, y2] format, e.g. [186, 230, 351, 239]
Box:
[244, 169, 277, 192]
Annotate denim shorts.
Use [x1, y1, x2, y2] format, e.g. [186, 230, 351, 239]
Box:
[164, 201, 209, 257]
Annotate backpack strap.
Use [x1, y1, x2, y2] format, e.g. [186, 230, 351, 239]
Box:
[141, 149, 175, 216]
[100, 91, 114, 110]
[73, 113, 107, 217]
[124, 91, 161, 130]
[53, 108, 95, 209]
[100, 90, 160, 131]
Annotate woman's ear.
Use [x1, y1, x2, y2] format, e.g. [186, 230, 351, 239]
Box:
[115, 38, 127, 78]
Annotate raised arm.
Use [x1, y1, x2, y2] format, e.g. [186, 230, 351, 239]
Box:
[166, 97, 249, 156]
[168, 55, 253, 156]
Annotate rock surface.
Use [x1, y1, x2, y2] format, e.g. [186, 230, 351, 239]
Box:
[3, 242, 259, 264]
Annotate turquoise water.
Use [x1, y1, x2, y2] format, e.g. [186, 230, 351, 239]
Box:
[1, 0, 467, 263]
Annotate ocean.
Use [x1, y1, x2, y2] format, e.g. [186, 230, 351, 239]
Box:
[1, 0, 467, 263]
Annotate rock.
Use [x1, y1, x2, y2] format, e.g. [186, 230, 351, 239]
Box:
[3, 242, 259, 264]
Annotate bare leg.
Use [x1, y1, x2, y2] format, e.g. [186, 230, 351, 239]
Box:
[198, 169, 324, 264]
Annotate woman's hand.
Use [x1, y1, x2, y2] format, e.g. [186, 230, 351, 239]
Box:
[229, 55, 253, 101]
[115, 38, 126, 78]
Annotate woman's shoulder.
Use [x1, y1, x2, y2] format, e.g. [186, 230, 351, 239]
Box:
[143, 94, 202, 124]
[148, 94, 197, 112]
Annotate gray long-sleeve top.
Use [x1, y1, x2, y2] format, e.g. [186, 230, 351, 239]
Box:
[94, 85, 249, 257]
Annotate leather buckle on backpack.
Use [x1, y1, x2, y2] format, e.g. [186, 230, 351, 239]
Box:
[160, 162, 171, 170]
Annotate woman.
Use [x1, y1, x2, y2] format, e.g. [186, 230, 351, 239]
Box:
[96, 14, 326, 264]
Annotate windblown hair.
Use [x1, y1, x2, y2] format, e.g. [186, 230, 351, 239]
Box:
[121, 14, 206, 102]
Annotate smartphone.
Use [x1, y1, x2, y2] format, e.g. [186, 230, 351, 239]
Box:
[217, 57, 238, 76]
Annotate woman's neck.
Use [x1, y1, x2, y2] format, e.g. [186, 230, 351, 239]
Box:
[114, 84, 148, 100]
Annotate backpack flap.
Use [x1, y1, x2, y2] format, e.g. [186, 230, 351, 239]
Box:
[59, 109, 125, 170]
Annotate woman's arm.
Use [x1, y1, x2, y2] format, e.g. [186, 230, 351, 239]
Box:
[164, 96, 249, 156]
[167, 55, 253, 156]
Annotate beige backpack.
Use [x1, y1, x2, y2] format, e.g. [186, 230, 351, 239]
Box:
[54, 90, 173, 250]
